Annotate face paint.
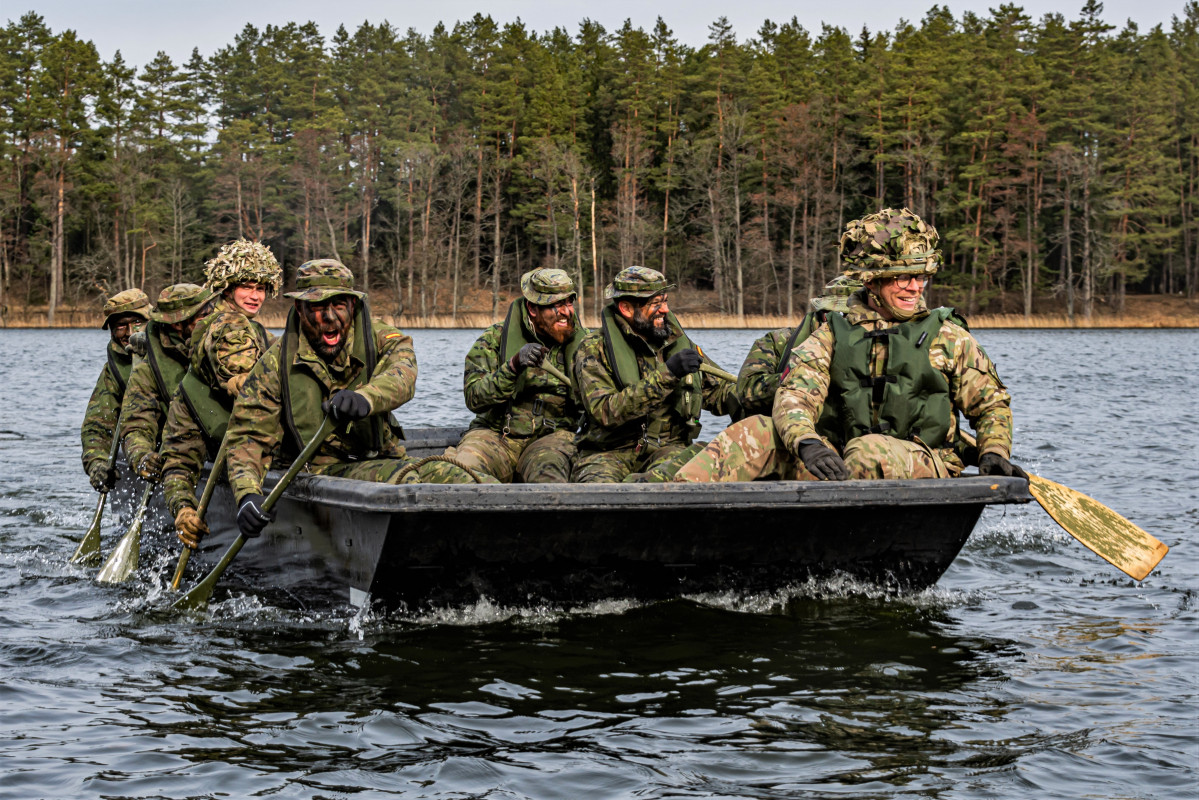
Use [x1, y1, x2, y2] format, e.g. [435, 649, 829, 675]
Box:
[107, 314, 142, 349]
[528, 297, 576, 344]
[298, 296, 356, 361]
[627, 294, 670, 345]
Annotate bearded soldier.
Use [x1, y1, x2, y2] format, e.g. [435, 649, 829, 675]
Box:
[118, 284, 216, 482]
[80, 288, 152, 491]
[675, 208, 1021, 483]
[226, 260, 472, 540]
[440, 268, 586, 483]
[162, 240, 282, 549]
[571, 266, 735, 483]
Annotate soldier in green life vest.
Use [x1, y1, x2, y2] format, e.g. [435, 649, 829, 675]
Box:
[225, 260, 474, 540]
[734, 276, 862, 418]
[570, 266, 736, 483]
[80, 288, 151, 491]
[440, 268, 587, 483]
[162, 240, 282, 549]
[118, 283, 216, 482]
[674, 208, 1023, 483]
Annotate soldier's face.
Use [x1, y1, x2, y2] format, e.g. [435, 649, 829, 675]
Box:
[107, 314, 142, 348]
[528, 297, 576, 344]
[228, 282, 267, 317]
[298, 296, 356, 361]
[869, 276, 927, 320]
[623, 294, 670, 345]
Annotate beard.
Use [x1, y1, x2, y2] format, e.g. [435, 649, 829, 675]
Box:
[532, 311, 576, 344]
[299, 300, 355, 362]
[630, 305, 670, 345]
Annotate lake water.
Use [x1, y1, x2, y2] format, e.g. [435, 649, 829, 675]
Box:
[0, 327, 1195, 800]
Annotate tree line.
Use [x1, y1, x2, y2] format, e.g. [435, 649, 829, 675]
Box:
[2, 2, 1197, 325]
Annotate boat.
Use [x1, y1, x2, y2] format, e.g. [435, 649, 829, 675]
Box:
[146, 426, 1033, 610]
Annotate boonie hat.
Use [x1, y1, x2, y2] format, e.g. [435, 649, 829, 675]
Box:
[205, 239, 283, 296]
[603, 266, 674, 302]
[809, 275, 863, 314]
[101, 288, 151, 328]
[284, 259, 366, 302]
[150, 283, 215, 324]
[839, 207, 941, 283]
[521, 268, 576, 306]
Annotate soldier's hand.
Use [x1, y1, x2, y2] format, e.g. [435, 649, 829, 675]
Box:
[798, 440, 849, 481]
[226, 372, 249, 397]
[125, 330, 148, 356]
[665, 348, 702, 378]
[175, 506, 209, 549]
[978, 453, 1028, 480]
[87, 461, 117, 492]
[510, 343, 548, 372]
[322, 389, 371, 422]
[236, 494, 275, 538]
[136, 452, 163, 481]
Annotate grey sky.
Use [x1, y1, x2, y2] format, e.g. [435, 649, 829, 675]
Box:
[15, 0, 1189, 70]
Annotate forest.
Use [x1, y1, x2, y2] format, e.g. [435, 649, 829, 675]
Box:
[1, 2, 1197, 325]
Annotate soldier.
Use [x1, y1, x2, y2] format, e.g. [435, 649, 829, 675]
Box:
[225, 260, 472, 540]
[675, 208, 1022, 483]
[162, 240, 282, 549]
[118, 283, 216, 481]
[571, 266, 735, 483]
[80, 288, 151, 491]
[440, 268, 586, 483]
[734, 276, 861, 418]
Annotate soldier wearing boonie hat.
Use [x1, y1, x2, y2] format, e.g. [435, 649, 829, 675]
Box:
[674, 208, 1022, 485]
[79, 288, 153, 492]
[570, 265, 735, 483]
[440, 267, 588, 484]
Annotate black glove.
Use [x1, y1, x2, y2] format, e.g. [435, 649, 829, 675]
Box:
[664, 348, 702, 378]
[510, 343, 548, 372]
[322, 389, 371, 422]
[87, 460, 117, 492]
[125, 330, 147, 356]
[798, 440, 850, 481]
[136, 451, 163, 481]
[978, 453, 1028, 479]
[236, 493, 275, 538]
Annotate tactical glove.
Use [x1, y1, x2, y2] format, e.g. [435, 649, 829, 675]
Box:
[226, 372, 249, 397]
[175, 506, 209, 549]
[664, 348, 702, 378]
[136, 452, 163, 481]
[978, 453, 1028, 479]
[87, 460, 117, 492]
[236, 494, 275, 538]
[125, 330, 148, 356]
[510, 343, 548, 372]
[798, 440, 850, 481]
[322, 389, 371, 422]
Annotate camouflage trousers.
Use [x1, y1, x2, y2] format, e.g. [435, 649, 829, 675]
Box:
[440, 427, 575, 483]
[571, 442, 705, 483]
[673, 414, 955, 482]
[315, 455, 483, 485]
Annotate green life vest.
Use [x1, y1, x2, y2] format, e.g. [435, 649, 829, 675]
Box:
[824, 308, 963, 449]
[106, 342, 133, 396]
[278, 303, 384, 460]
[177, 316, 269, 447]
[145, 322, 189, 415]
[599, 306, 702, 446]
[776, 312, 821, 375]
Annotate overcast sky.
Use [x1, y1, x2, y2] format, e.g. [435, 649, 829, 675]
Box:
[14, 0, 1189, 70]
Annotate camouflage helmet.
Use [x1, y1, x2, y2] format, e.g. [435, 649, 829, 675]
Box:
[204, 239, 282, 297]
[809, 275, 863, 314]
[101, 288, 151, 329]
[839, 207, 941, 282]
[150, 283, 215, 324]
[603, 266, 674, 302]
[521, 268, 576, 306]
[284, 259, 366, 302]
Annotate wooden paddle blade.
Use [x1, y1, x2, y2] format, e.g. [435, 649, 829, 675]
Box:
[1028, 473, 1168, 581]
[171, 535, 247, 611]
[95, 520, 142, 584]
[70, 495, 106, 566]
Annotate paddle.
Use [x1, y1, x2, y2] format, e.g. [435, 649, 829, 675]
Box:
[539, 359, 574, 393]
[699, 363, 737, 383]
[95, 477, 156, 584]
[71, 427, 123, 566]
[960, 429, 1168, 580]
[172, 415, 335, 611]
[168, 434, 232, 591]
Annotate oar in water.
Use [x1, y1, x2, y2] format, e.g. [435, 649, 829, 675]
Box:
[168, 435, 232, 591]
[95, 477, 157, 584]
[71, 427, 123, 566]
[172, 415, 335, 611]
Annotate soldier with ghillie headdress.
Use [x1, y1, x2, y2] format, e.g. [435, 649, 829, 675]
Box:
[162, 239, 282, 548]
[80, 288, 152, 491]
[439, 267, 588, 483]
[570, 266, 735, 483]
[675, 207, 1023, 483]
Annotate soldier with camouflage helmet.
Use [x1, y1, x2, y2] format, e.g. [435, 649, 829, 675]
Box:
[161, 240, 282, 549]
[439, 268, 587, 483]
[118, 283, 216, 482]
[571, 266, 735, 483]
[80, 288, 151, 492]
[676, 207, 1022, 483]
[224, 260, 475, 540]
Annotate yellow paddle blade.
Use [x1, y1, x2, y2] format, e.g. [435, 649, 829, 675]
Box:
[1028, 473, 1168, 581]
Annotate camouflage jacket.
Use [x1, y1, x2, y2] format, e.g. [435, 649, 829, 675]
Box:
[118, 326, 191, 470]
[573, 313, 734, 452]
[734, 313, 821, 418]
[80, 340, 133, 475]
[225, 316, 416, 504]
[773, 291, 1013, 466]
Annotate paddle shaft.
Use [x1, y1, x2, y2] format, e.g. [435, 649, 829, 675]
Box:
[699, 363, 737, 383]
[538, 359, 573, 392]
[71, 426, 125, 565]
[169, 435, 232, 591]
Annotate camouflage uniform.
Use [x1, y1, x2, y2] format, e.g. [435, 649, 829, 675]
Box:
[571, 266, 734, 483]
